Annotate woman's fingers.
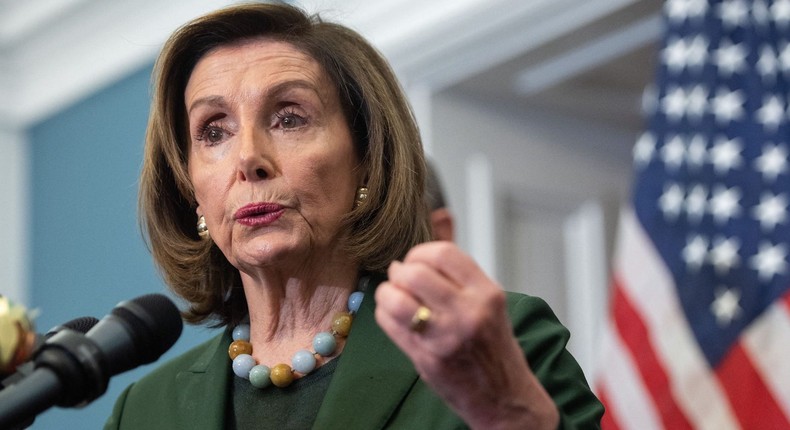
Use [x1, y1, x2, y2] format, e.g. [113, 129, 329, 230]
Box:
[401, 242, 496, 294]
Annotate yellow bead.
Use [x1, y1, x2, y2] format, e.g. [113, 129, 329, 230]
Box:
[270, 363, 294, 387]
[332, 312, 353, 337]
[228, 340, 252, 360]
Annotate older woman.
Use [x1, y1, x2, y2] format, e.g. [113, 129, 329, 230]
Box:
[105, 3, 603, 429]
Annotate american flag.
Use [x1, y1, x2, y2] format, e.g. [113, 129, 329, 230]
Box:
[596, 0, 790, 428]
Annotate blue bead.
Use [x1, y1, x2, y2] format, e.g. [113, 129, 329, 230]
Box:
[232, 354, 256, 379]
[249, 365, 272, 388]
[348, 291, 364, 314]
[292, 349, 317, 374]
[232, 324, 250, 341]
[313, 332, 337, 356]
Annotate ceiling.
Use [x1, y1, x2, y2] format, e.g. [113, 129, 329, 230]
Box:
[0, 0, 662, 132]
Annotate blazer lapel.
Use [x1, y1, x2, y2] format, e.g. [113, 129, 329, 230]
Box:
[172, 330, 231, 429]
[313, 279, 419, 429]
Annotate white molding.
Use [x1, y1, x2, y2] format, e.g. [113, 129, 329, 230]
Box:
[465, 153, 498, 279]
[516, 14, 662, 96]
[563, 201, 608, 380]
[0, 127, 29, 306]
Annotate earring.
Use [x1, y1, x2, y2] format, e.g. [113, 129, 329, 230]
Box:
[355, 186, 369, 208]
[197, 215, 210, 240]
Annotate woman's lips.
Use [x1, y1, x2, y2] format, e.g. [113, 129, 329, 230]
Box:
[234, 203, 285, 227]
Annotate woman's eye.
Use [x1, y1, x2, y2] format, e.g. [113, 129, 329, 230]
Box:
[194, 124, 228, 145]
[276, 111, 307, 129]
[206, 127, 224, 143]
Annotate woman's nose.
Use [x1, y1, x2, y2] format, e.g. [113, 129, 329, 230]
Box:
[237, 128, 272, 182]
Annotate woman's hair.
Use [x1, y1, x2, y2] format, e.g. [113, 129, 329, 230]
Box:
[140, 3, 431, 326]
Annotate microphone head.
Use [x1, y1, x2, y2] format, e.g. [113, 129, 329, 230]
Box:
[46, 316, 100, 338]
[109, 294, 183, 365]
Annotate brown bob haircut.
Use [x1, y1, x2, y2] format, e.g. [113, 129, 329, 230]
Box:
[140, 2, 430, 327]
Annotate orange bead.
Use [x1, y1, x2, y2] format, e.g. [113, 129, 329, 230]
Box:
[270, 363, 294, 387]
[332, 312, 353, 337]
[228, 340, 253, 360]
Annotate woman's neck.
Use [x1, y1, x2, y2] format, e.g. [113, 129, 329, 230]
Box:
[239, 263, 359, 366]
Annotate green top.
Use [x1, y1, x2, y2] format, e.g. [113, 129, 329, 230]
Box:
[105, 277, 604, 429]
[227, 355, 340, 429]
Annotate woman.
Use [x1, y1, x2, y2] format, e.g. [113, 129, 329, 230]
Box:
[105, 3, 603, 429]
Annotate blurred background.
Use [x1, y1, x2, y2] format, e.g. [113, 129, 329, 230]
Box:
[0, 0, 661, 428]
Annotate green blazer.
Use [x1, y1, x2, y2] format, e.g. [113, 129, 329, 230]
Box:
[105, 284, 603, 429]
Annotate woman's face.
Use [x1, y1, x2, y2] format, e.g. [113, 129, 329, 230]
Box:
[185, 39, 362, 273]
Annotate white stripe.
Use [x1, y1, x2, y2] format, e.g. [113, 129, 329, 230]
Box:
[597, 320, 663, 430]
[615, 208, 741, 430]
[741, 298, 790, 421]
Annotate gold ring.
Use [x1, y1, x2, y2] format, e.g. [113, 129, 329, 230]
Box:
[409, 305, 432, 333]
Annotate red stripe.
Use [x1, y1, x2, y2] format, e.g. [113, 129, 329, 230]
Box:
[611, 277, 694, 430]
[783, 289, 790, 312]
[716, 341, 790, 428]
[597, 386, 622, 430]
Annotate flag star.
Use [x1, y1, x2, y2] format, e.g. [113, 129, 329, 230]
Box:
[709, 136, 743, 174]
[686, 85, 708, 121]
[756, 95, 785, 132]
[663, 37, 690, 74]
[772, 0, 790, 28]
[709, 185, 742, 225]
[750, 241, 788, 282]
[686, 134, 708, 168]
[752, 192, 788, 231]
[665, 0, 699, 23]
[711, 88, 745, 124]
[717, 0, 749, 29]
[754, 143, 789, 182]
[752, 0, 771, 25]
[687, 0, 709, 17]
[757, 46, 779, 82]
[683, 234, 709, 271]
[686, 35, 709, 70]
[711, 287, 742, 327]
[662, 86, 688, 121]
[685, 183, 708, 224]
[714, 40, 747, 76]
[661, 135, 686, 169]
[633, 132, 656, 167]
[659, 183, 685, 220]
[709, 236, 741, 274]
[779, 43, 790, 73]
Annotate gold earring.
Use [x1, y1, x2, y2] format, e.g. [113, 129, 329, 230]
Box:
[197, 215, 210, 240]
[355, 186, 369, 208]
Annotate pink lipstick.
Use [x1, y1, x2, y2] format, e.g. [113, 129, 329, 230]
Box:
[234, 203, 285, 227]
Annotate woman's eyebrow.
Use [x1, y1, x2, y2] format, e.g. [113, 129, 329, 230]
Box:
[187, 95, 227, 116]
[264, 79, 326, 105]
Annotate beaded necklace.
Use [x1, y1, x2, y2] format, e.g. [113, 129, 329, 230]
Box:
[228, 278, 367, 389]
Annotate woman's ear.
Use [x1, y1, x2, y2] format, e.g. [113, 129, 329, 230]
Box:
[429, 208, 455, 242]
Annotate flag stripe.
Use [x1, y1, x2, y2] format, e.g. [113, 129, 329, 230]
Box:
[598, 318, 663, 430]
[741, 289, 790, 422]
[715, 341, 790, 429]
[612, 278, 693, 430]
[597, 387, 622, 430]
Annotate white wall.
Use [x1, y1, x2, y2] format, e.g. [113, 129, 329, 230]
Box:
[0, 127, 28, 306]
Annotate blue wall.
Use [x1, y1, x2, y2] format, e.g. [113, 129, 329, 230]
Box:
[28, 65, 218, 429]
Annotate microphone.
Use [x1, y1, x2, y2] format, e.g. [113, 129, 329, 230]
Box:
[0, 316, 100, 391]
[0, 294, 183, 429]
